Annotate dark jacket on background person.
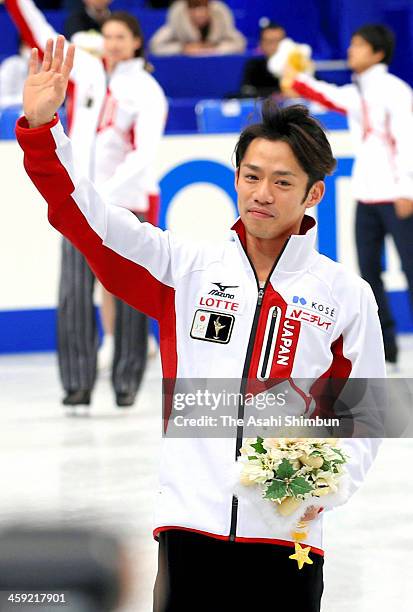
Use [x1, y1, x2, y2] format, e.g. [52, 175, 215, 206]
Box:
[240, 56, 281, 98]
[65, 6, 106, 40]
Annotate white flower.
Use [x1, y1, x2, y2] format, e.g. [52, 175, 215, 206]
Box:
[263, 438, 282, 451]
[239, 439, 260, 457]
[266, 448, 284, 463]
[240, 463, 273, 486]
[314, 472, 339, 493]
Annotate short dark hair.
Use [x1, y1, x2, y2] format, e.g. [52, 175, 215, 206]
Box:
[234, 101, 336, 191]
[187, 0, 209, 7]
[260, 22, 285, 36]
[353, 24, 395, 65]
[103, 11, 145, 59]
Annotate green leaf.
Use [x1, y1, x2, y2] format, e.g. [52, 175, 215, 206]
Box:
[248, 456, 258, 461]
[320, 460, 332, 471]
[332, 449, 347, 463]
[251, 437, 266, 454]
[265, 479, 288, 501]
[289, 476, 313, 497]
[276, 458, 295, 479]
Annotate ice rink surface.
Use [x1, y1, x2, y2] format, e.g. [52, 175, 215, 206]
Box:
[0, 336, 412, 611]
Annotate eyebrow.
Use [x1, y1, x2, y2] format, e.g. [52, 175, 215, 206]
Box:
[242, 163, 297, 177]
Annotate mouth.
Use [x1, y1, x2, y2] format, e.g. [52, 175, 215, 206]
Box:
[247, 207, 274, 219]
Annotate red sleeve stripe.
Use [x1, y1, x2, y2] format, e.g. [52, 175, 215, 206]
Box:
[153, 527, 325, 556]
[7, 0, 43, 54]
[292, 79, 347, 115]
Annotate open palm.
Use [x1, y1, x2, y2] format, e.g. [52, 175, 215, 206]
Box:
[23, 36, 75, 128]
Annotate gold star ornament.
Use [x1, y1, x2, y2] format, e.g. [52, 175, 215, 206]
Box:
[289, 542, 314, 569]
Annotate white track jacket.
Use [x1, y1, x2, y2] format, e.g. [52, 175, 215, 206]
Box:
[290, 65, 413, 203]
[16, 117, 385, 556]
[7, 0, 168, 220]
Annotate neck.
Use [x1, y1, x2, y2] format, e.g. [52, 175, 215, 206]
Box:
[354, 62, 381, 75]
[246, 234, 287, 284]
[245, 215, 307, 283]
[105, 57, 130, 74]
[105, 59, 116, 74]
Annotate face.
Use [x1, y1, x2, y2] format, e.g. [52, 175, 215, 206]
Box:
[235, 138, 324, 242]
[260, 28, 285, 58]
[84, 0, 110, 10]
[347, 35, 384, 73]
[189, 6, 210, 28]
[102, 20, 141, 65]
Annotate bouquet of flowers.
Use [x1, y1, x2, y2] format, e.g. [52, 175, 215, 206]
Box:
[235, 437, 350, 568]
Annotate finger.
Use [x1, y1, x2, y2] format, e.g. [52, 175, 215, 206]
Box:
[61, 43, 75, 81]
[28, 48, 40, 76]
[51, 35, 65, 73]
[42, 39, 54, 72]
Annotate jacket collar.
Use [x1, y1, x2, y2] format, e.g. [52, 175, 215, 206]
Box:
[106, 57, 145, 76]
[231, 214, 318, 274]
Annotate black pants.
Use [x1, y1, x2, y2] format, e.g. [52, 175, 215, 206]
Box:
[153, 530, 324, 612]
[356, 202, 413, 360]
[57, 238, 148, 395]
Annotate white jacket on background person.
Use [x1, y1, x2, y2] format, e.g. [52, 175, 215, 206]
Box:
[6, 0, 168, 218]
[289, 64, 413, 204]
[17, 114, 385, 555]
[0, 52, 28, 108]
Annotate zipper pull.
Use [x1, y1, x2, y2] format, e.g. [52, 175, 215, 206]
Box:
[257, 288, 264, 305]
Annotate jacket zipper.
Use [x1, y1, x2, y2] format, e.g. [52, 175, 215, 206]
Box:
[229, 238, 290, 542]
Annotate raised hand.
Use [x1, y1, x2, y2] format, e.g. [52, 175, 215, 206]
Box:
[23, 36, 75, 129]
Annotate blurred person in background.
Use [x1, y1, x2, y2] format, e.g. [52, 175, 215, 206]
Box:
[6, 0, 168, 408]
[281, 24, 413, 368]
[0, 39, 30, 108]
[149, 0, 246, 56]
[238, 22, 285, 99]
[65, 0, 111, 42]
[65, 0, 119, 372]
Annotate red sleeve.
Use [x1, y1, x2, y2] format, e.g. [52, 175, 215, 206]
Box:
[292, 78, 347, 115]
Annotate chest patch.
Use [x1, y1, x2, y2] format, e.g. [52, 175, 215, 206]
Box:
[190, 310, 234, 344]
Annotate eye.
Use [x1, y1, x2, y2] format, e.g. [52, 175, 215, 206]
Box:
[245, 174, 258, 181]
[276, 180, 291, 187]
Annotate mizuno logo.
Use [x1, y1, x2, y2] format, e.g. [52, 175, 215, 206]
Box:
[212, 282, 239, 292]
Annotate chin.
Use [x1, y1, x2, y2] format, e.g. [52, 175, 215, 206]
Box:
[245, 222, 276, 240]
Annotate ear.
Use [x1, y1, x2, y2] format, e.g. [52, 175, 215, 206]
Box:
[134, 37, 142, 52]
[304, 181, 325, 209]
[234, 168, 240, 193]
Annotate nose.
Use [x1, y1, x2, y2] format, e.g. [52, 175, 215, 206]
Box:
[254, 179, 274, 205]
